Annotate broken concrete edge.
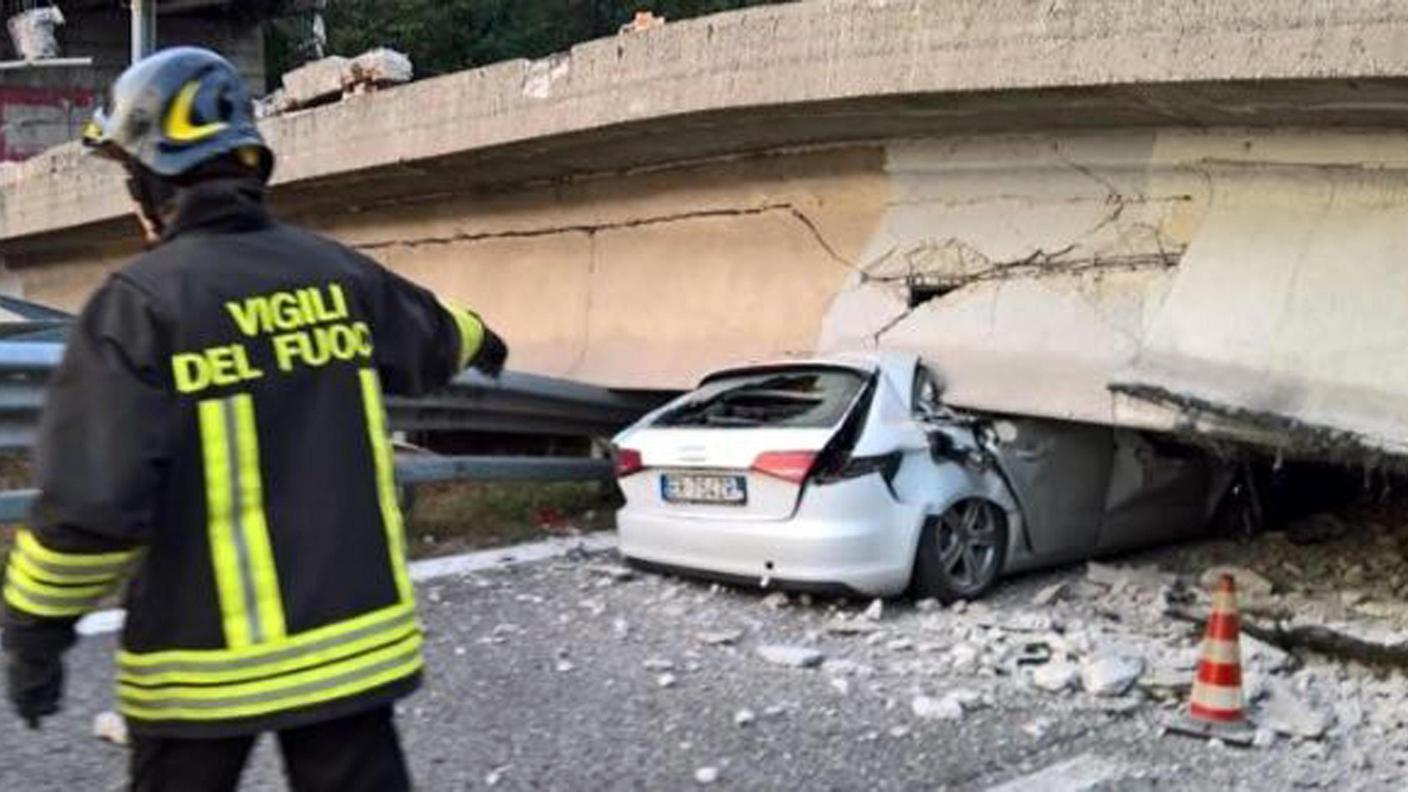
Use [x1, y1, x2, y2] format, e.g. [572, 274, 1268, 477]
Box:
[13, 0, 1408, 241]
[75, 531, 620, 637]
[1109, 381, 1408, 466]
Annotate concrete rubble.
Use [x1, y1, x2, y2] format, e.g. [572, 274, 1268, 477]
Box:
[278, 48, 414, 112]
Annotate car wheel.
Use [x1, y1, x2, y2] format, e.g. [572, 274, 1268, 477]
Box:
[912, 499, 1007, 602]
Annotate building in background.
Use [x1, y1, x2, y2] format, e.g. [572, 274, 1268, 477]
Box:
[1, 0, 289, 162]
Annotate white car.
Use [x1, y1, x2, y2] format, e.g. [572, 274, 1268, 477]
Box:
[612, 353, 1227, 600]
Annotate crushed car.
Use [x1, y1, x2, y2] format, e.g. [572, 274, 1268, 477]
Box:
[612, 352, 1230, 600]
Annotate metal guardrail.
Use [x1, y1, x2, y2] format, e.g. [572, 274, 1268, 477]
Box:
[0, 338, 655, 515]
[0, 453, 615, 523]
[0, 340, 659, 450]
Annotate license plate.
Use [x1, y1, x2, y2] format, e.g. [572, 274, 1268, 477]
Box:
[660, 473, 748, 505]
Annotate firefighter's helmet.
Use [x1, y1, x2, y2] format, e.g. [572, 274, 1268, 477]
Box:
[84, 46, 272, 181]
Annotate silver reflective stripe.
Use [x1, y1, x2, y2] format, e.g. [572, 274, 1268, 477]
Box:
[118, 610, 419, 679]
[222, 399, 263, 645]
[119, 637, 420, 712]
[18, 555, 131, 582]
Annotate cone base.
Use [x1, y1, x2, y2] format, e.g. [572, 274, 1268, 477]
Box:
[1164, 715, 1256, 746]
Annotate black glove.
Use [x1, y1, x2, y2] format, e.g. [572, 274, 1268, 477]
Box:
[6, 652, 63, 729]
[471, 327, 509, 379]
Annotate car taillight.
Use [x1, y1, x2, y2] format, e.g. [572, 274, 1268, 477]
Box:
[751, 451, 819, 484]
[614, 447, 645, 478]
[814, 451, 903, 487]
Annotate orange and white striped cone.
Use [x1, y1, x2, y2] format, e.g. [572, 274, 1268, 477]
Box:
[1188, 573, 1245, 724]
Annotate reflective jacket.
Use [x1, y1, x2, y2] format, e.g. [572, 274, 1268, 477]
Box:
[2, 179, 493, 738]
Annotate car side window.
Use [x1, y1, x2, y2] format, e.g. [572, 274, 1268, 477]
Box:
[912, 366, 942, 419]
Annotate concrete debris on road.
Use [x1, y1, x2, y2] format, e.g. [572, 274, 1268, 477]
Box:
[911, 694, 964, 721]
[761, 592, 790, 610]
[693, 766, 719, 785]
[1031, 582, 1067, 607]
[734, 709, 756, 727]
[863, 599, 885, 621]
[1080, 652, 1145, 697]
[1255, 678, 1331, 739]
[1199, 565, 1275, 597]
[756, 645, 825, 668]
[92, 711, 128, 746]
[696, 629, 744, 646]
[1032, 662, 1080, 693]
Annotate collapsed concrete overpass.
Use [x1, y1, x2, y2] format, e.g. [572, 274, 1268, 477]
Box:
[2, 0, 1408, 458]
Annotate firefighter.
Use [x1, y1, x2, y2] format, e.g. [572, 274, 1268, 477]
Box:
[2, 47, 507, 791]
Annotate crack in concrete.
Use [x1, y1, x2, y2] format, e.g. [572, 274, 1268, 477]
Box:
[350, 203, 855, 270]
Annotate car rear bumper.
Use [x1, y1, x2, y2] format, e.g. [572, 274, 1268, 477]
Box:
[617, 475, 925, 597]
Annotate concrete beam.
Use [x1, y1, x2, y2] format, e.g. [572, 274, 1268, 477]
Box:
[9, 0, 1408, 252]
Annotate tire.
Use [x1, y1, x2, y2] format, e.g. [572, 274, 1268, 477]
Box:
[911, 499, 1008, 603]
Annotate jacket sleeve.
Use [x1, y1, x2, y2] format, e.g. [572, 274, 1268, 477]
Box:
[3, 276, 170, 655]
[360, 262, 495, 397]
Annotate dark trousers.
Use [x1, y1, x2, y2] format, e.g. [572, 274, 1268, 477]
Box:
[129, 706, 411, 792]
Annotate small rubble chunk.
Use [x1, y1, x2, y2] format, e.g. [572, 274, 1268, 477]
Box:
[829, 677, 852, 696]
[1022, 717, 1054, 739]
[1032, 662, 1080, 693]
[1200, 566, 1274, 597]
[756, 645, 824, 668]
[762, 592, 790, 610]
[911, 695, 964, 721]
[948, 643, 980, 673]
[863, 599, 885, 621]
[694, 766, 719, 785]
[1081, 653, 1144, 697]
[657, 673, 678, 688]
[697, 629, 744, 646]
[915, 598, 942, 612]
[590, 564, 637, 583]
[93, 711, 128, 746]
[826, 619, 880, 636]
[734, 709, 756, 727]
[1031, 582, 1066, 607]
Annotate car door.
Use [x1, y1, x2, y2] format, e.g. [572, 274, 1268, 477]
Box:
[990, 417, 1113, 560]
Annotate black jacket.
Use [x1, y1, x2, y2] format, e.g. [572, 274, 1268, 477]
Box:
[2, 179, 497, 737]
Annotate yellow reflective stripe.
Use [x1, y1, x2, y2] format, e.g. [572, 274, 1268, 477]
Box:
[3, 582, 91, 618]
[8, 545, 125, 587]
[118, 601, 415, 667]
[117, 618, 419, 687]
[6, 559, 111, 601]
[120, 631, 422, 703]
[16, 529, 135, 568]
[358, 370, 413, 604]
[200, 398, 249, 648]
[120, 653, 423, 723]
[441, 303, 485, 370]
[232, 395, 286, 641]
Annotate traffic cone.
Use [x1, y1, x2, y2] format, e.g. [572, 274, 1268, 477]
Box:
[1188, 573, 1245, 724]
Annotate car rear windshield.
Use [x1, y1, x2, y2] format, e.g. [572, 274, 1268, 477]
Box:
[652, 368, 867, 429]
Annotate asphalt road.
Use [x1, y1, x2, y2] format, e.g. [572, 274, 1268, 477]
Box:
[1, 541, 1401, 791]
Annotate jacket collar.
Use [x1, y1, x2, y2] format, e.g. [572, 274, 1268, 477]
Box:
[161, 178, 272, 241]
